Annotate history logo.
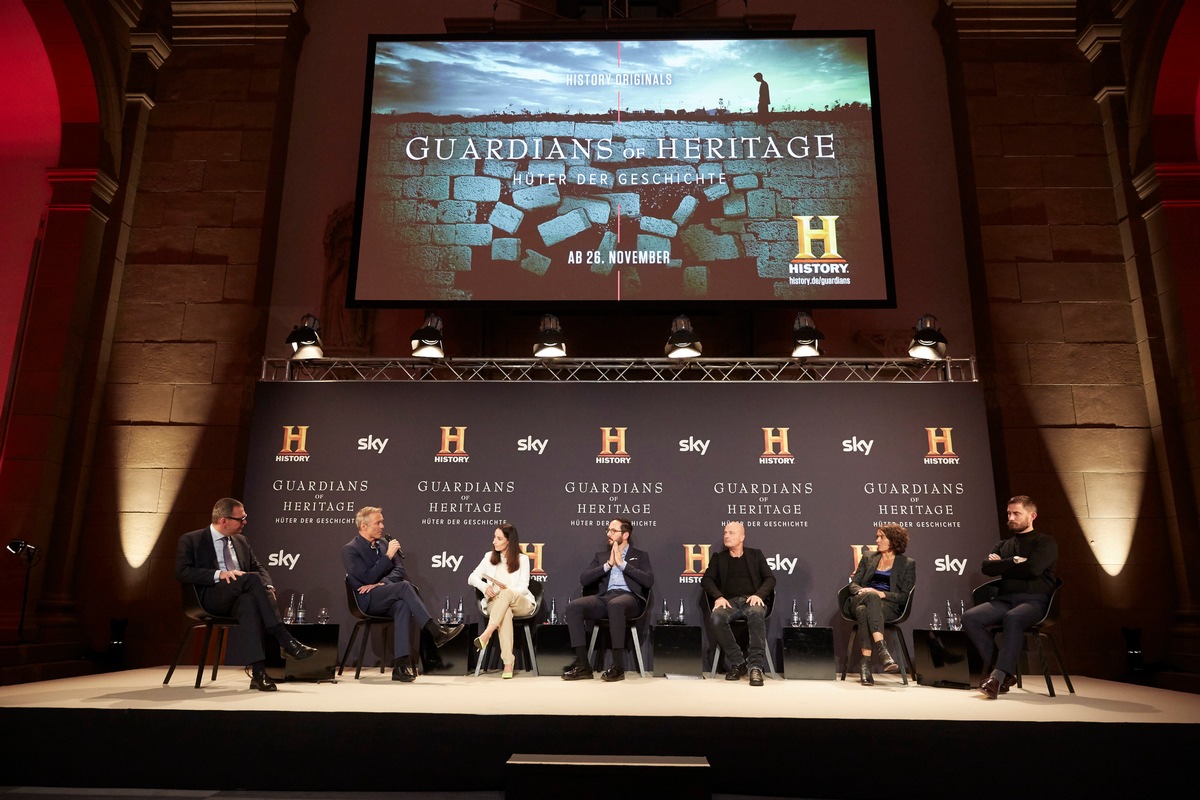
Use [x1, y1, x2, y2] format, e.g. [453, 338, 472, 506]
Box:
[436, 426, 469, 463]
[759, 427, 794, 465]
[277, 425, 311, 462]
[923, 427, 959, 465]
[679, 543, 712, 584]
[596, 427, 631, 464]
[789, 215, 850, 288]
[519, 542, 547, 580]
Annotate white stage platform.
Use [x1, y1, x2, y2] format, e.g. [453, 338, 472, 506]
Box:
[2, 668, 1197, 798]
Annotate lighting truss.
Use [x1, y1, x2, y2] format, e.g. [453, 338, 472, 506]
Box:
[263, 357, 977, 383]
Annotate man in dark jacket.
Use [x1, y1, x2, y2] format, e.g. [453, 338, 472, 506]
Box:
[562, 517, 654, 682]
[702, 521, 777, 687]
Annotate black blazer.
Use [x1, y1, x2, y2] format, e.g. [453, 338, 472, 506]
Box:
[580, 545, 654, 603]
[175, 527, 272, 588]
[846, 551, 915, 614]
[701, 547, 777, 603]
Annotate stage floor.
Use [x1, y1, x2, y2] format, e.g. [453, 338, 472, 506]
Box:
[0, 667, 1197, 724]
[2, 668, 1198, 798]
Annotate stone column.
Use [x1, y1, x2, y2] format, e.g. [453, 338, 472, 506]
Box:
[936, 0, 1176, 676]
[79, 0, 308, 664]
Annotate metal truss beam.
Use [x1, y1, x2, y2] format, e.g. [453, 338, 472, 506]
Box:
[262, 357, 977, 383]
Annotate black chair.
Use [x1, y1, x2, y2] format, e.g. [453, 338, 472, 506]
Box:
[338, 577, 394, 679]
[473, 580, 544, 677]
[163, 584, 239, 688]
[702, 590, 779, 679]
[971, 577, 1074, 697]
[583, 586, 653, 677]
[837, 582, 916, 685]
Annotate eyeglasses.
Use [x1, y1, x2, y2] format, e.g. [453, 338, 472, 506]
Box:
[228, 515, 248, 523]
[606, 527, 623, 533]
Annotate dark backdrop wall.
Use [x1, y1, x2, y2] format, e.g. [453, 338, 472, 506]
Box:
[243, 379, 997, 665]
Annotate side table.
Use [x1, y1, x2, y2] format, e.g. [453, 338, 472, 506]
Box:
[781, 625, 836, 680]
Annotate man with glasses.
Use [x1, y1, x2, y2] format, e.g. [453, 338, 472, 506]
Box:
[175, 497, 316, 691]
[562, 517, 654, 682]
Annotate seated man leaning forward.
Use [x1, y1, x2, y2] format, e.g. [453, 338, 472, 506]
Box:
[702, 520, 777, 687]
[174, 497, 317, 692]
[342, 506, 464, 682]
[562, 517, 654, 682]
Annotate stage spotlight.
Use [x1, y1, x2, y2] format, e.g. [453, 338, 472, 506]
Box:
[411, 312, 445, 358]
[665, 315, 702, 358]
[908, 313, 948, 360]
[6, 539, 26, 556]
[534, 314, 567, 358]
[285, 314, 323, 360]
[791, 311, 825, 358]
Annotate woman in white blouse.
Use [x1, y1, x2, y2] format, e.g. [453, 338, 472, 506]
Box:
[467, 523, 535, 678]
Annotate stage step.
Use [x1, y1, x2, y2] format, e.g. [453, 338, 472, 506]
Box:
[505, 753, 709, 800]
[0, 641, 101, 686]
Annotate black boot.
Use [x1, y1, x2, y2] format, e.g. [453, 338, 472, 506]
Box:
[874, 640, 900, 673]
[249, 663, 277, 692]
[859, 659, 874, 686]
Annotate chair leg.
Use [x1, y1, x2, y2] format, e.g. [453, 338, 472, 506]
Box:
[211, 626, 226, 683]
[163, 624, 197, 685]
[523, 626, 539, 677]
[710, 644, 722, 678]
[339, 623, 361, 676]
[764, 640, 779, 679]
[354, 622, 372, 680]
[1034, 634, 1055, 697]
[1044, 632, 1074, 694]
[631, 629, 648, 678]
[474, 636, 494, 677]
[840, 626, 858, 681]
[889, 629, 908, 686]
[587, 626, 600, 669]
[195, 622, 215, 689]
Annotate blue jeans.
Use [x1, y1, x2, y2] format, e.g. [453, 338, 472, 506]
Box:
[710, 597, 768, 670]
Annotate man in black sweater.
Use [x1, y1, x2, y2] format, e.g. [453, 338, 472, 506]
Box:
[963, 495, 1058, 698]
[702, 521, 777, 687]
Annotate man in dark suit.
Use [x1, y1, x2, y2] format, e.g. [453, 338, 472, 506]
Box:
[963, 495, 1058, 699]
[342, 506, 463, 682]
[175, 497, 316, 691]
[562, 517, 654, 682]
[702, 521, 776, 687]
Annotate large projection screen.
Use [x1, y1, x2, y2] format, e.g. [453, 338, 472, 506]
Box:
[244, 381, 995, 666]
[349, 33, 895, 307]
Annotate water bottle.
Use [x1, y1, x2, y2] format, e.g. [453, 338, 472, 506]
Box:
[931, 611, 941, 630]
[945, 600, 955, 631]
[296, 593, 306, 623]
[662, 598, 670, 622]
[791, 599, 800, 627]
[548, 597, 558, 625]
[678, 599, 686, 624]
[442, 596, 451, 624]
[805, 598, 815, 627]
[284, 593, 296, 624]
[456, 596, 464, 624]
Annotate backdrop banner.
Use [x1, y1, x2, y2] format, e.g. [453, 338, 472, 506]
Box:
[243, 380, 999, 667]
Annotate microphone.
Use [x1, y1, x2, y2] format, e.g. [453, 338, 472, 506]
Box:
[382, 534, 405, 559]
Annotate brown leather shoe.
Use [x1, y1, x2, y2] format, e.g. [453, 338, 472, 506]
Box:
[979, 676, 1001, 699]
[392, 662, 417, 682]
[998, 673, 1018, 694]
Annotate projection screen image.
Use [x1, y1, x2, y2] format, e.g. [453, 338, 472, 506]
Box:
[350, 34, 895, 306]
